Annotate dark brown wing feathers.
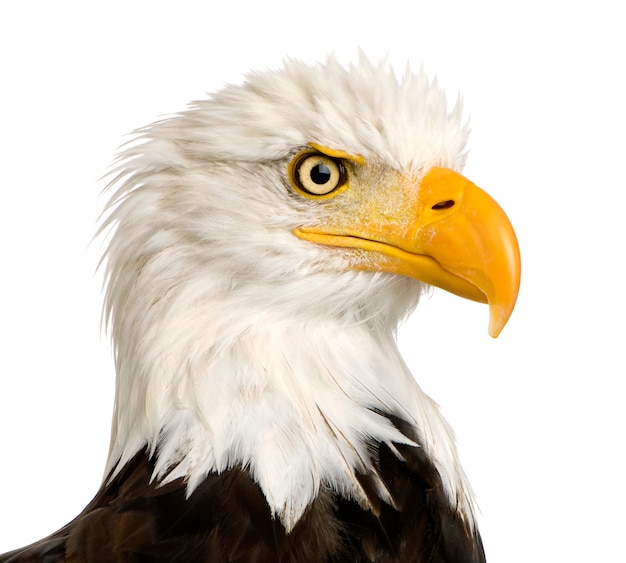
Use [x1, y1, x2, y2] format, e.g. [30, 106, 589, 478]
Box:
[0, 415, 485, 562]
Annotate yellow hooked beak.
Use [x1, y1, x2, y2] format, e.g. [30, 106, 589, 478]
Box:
[294, 166, 521, 337]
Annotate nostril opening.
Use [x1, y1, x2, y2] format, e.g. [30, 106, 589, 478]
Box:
[432, 200, 455, 210]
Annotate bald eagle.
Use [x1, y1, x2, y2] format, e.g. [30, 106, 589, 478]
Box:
[1, 56, 520, 562]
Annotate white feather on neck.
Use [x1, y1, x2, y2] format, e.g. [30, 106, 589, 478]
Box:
[103, 256, 476, 531]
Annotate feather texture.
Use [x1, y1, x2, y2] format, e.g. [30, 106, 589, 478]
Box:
[1, 414, 484, 562]
[1, 56, 485, 561]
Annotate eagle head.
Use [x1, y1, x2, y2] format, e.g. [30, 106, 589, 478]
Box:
[99, 56, 520, 535]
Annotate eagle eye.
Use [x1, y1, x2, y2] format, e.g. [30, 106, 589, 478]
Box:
[290, 152, 347, 197]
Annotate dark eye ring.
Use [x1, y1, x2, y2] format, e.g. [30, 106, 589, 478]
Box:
[290, 153, 347, 196]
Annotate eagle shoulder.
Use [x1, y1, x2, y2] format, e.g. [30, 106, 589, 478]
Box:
[1, 415, 485, 563]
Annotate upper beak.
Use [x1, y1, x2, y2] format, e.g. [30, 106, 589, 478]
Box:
[294, 166, 521, 337]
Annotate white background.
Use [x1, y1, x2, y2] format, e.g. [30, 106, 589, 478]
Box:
[1, 1, 624, 561]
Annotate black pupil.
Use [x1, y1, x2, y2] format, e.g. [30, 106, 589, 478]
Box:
[310, 163, 331, 185]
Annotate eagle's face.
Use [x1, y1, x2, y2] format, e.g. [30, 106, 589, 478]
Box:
[100, 56, 520, 529]
[103, 57, 517, 336]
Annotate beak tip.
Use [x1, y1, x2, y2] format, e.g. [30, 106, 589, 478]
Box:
[487, 295, 518, 338]
[488, 326, 501, 339]
[488, 317, 503, 338]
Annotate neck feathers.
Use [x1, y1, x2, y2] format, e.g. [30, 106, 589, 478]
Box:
[105, 307, 477, 532]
